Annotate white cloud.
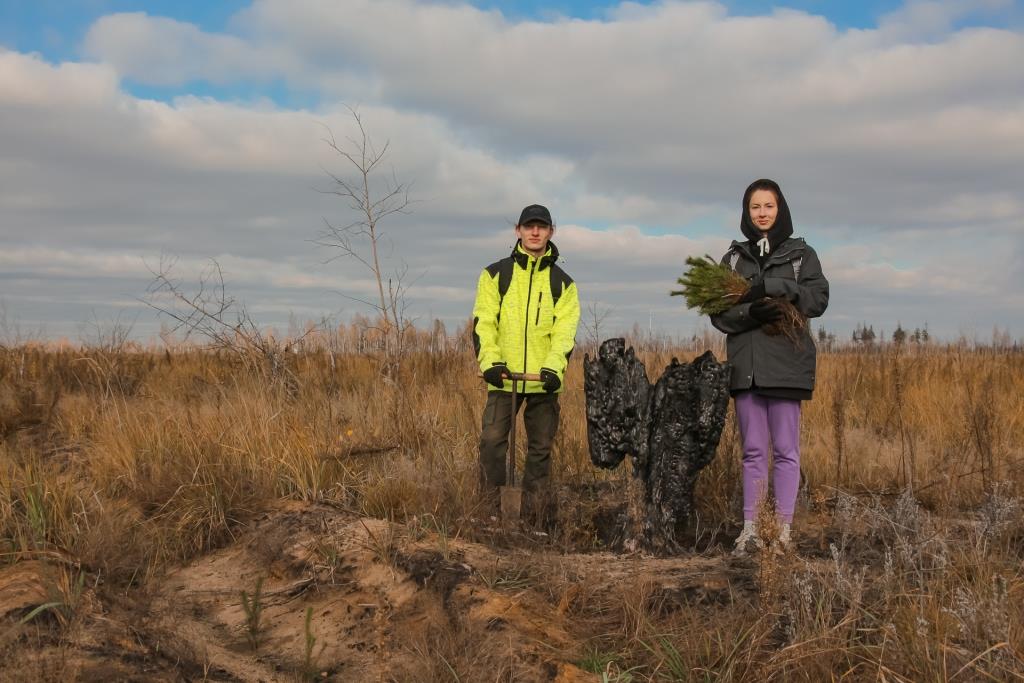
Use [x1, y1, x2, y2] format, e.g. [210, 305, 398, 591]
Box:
[0, 49, 120, 107]
[555, 224, 728, 267]
[876, 0, 1012, 42]
[2, 2, 1023, 340]
[74, 2, 1024, 230]
[82, 13, 295, 86]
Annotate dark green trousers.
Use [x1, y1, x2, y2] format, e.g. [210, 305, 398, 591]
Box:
[479, 390, 560, 493]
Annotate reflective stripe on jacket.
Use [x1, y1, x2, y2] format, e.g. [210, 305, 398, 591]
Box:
[472, 241, 581, 393]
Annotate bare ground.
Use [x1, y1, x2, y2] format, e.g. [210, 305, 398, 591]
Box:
[1, 501, 773, 682]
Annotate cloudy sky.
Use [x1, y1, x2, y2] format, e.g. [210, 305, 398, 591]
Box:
[2, 0, 1022, 343]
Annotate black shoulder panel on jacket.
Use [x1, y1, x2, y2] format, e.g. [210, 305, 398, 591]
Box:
[549, 263, 573, 305]
[550, 263, 573, 287]
[485, 258, 510, 279]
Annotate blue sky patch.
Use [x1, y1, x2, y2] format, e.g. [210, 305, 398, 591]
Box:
[124, 79, 322, 111]
[3, 0, 1016, 109]
[1, 1, 248, 62]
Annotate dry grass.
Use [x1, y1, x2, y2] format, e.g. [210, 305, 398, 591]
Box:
[1, 337, 1023, 680]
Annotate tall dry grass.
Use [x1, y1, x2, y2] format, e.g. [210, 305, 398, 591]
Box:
[1, 337, 1022, 679]
[3, 342, 1023, 568]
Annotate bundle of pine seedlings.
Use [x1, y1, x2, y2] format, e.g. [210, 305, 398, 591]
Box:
[671, 255, 806, 342]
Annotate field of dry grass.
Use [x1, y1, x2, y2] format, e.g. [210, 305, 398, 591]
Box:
[1, 336, 1023, 681]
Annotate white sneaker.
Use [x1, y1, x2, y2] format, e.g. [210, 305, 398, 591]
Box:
[774, 523, 794, 554]
[733, 522, 764, 556]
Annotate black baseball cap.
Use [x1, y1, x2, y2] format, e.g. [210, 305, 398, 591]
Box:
[518, 204, 553, 226]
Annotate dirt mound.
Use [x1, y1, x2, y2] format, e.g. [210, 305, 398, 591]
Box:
[3, 502, 752, 681]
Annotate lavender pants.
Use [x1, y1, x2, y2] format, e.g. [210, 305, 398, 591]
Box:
[734, 391, 802, 523]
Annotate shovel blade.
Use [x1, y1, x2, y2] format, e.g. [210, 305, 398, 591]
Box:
[499, 485, 522, 525]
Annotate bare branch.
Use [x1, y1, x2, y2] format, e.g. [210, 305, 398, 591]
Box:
[583, 301, 614, 350]
[141, 255, 301, 389]
[316, 109, 422, 372]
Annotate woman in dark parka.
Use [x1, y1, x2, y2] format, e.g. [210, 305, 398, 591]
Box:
[710, 179, 829, 554]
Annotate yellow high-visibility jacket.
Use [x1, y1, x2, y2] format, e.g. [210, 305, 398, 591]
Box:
[472, 241, 580, 393]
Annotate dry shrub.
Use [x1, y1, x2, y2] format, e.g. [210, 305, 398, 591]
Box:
[765, 487, 1024, 680]
[552, 489, 1024, 681]
[80, 400, 273, 566]
[0, 451, 145, 578]
[804, 348, 1024, 505]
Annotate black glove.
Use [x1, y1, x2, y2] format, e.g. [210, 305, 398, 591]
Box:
[749, 298, 783, 324]
[739, 282, 767, 304]
[483, 362, 507, 389]
[539, 367, 561, 393]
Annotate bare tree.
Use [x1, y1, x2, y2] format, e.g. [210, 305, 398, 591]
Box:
[78, 309, 138, 353]
[143, 255, 316, 389]
[314, 107, 416, 368]
[582, 301, 614, 351]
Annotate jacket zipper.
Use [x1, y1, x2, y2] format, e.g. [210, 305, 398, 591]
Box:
[535, 292, 543, 325]
[735, 242, 803, 390]
[522, 258, 536, 378]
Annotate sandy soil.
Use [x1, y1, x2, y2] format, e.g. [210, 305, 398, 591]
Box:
[1, 501, 768, 682]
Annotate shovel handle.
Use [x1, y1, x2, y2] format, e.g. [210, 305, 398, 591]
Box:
[477, 372, 542, 382]
[504, 372, 541, 382]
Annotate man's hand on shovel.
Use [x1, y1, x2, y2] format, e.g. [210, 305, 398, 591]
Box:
[539, 367, 560, 393]
[482, 362, 509, 389]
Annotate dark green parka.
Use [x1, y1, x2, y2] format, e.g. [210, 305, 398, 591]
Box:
[710, 181, 829, 395]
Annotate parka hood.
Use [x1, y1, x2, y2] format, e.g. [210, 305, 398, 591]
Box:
[740, 179, 793, 254]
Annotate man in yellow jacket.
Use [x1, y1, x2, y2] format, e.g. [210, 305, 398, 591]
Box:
[472, 204, 581, 503]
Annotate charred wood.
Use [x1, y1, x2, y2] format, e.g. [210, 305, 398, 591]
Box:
[584, 339, 731, 553]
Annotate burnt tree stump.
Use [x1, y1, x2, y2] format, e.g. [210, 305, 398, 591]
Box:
[583, 338, 649, 470]
[584, 338, 731, 553]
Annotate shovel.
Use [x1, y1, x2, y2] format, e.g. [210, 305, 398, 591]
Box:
[484, 371, 540, 527]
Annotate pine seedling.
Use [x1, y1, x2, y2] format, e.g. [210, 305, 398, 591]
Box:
[301, 606, 324, 682]
[240, 576, 265, 651]
[670, 256, 749, 316]
[671, 254, 808, 343]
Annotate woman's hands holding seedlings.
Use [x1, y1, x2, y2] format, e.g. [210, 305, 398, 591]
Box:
[749, 298, 784, 324]
[739, 282, 767, 303]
